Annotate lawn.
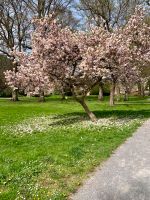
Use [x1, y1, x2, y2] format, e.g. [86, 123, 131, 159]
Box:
[0, 96, 150, 200]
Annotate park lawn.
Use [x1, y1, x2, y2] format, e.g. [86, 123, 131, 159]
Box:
[0, 96, 150, 200]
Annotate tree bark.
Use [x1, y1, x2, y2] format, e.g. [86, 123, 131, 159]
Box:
[110, 82, 115, 106]
[12, 89, 19, 101]
[98, 82, 104, 101]
[115, 85, 121, 102]
[124, 90, 128, 101]
[61, 88, 66, 100]
[148, 81, 150, 96]
[61, 93, 66, 100]
[141, 85, 145, 98]
[137, 82, 145, 97]
[77, 98, 97, 122]
[39, 91, 45, 102]
[11, 63, 19, 101]
[137, 82, 142, 96]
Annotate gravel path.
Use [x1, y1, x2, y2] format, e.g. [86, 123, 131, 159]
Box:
[71, 119, 150, 200]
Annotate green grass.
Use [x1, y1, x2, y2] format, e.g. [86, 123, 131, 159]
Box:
[0, 95, 150, 200]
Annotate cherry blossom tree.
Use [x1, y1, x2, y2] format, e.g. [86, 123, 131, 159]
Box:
[4, 52, 54, 101]
[12, 16, 109, 121]
[99, 6, 150, 106]
[123, 6, 150, 98]
[42, 19, 109, 120]
[93, 28, 132, 106]
[4, 6, 149, 119]
[123, 7, 150, 65]
[119, 65, 139, 101]
[4, 67, 19, 101]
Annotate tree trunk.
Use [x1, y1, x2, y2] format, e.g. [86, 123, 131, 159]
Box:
[115, 85, 121, 102]
[39, 91, 45, 102]
[38, 0, 45, 18]
[61, 93, 66, 100]
[78, 98, 97, 122]
[110, 82, 115, 106]
[141, 85, 145, 98]
[148, 81, 150, 96]
[12, 90, 19, 101]
[124, 91, 128, 101]
[137, 82, 145, 97]
[98, 82, 104, 101]
[137, 82, 142, 96]
[61, 88, 66, 100]
[12, 63, 19, 101]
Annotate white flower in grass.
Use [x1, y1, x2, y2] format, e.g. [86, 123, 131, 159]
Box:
[1, 115, 143, 136]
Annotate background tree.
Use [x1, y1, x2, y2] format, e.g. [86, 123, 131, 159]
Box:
[0, 55, 12, 97]
[0, 0, 76, 100]
[4, 55, 54, 102]
[123, 6, 150, 99]
[77, 0, 149, 104]
[77, 0, 148, 30]
[22, 0, 73, 18]
[0, 0, 32, 100]
[0, 0, 31, 55]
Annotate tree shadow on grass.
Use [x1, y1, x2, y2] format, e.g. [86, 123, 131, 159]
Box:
[63, 109, 150, 119]
[117, 102, 150, 105]
[94, 110, 150, 119]
[48, 115, 87, 127]
[48, 109, 150, 127]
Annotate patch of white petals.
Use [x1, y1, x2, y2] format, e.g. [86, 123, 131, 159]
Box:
[1, 115, 143, 136]
[82, 117, 142, 129]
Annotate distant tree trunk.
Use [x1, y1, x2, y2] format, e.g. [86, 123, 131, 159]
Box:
[61, 88, 66, 100]
[12, 89, 19, 101]
[27, 92, 32, 97]
[98, 82, 104, 101]
[148, 81, 150, 96]
[137, 82, 145, 97]
[124, 90, 129, 101]
[137, 82, 142, 96]
[38, 0, 46, 18]
[61, 93, 66, 100]
[141, 85, 145, 97]
[39, 91, 45, 102]
[115, 85, 121, 101]
[110, 82, 116, 106]
[12, 63, 19, 101]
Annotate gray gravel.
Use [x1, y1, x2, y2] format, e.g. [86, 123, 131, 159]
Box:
[71, 119, 150, 200]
